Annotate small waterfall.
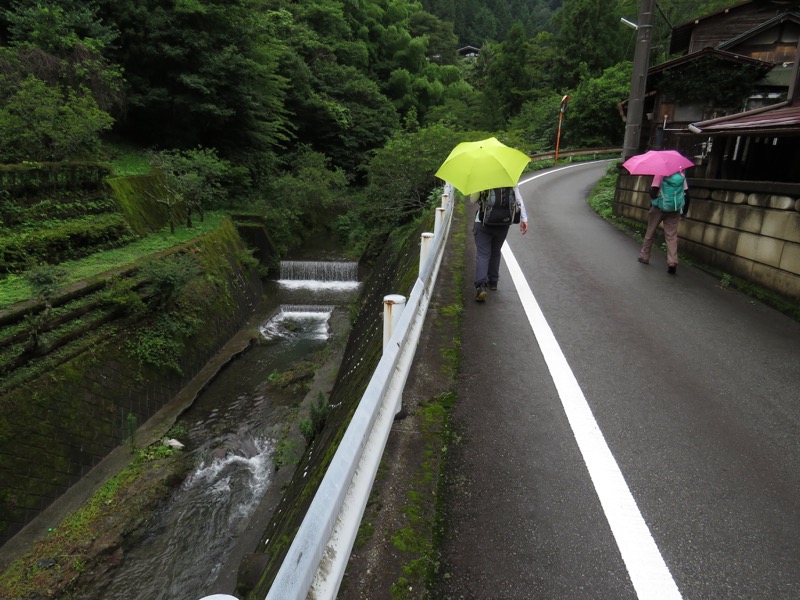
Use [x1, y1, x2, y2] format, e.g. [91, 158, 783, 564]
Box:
[280, 304, 335, 315]
[280, 260, 358, 283]
[260, 304, 336, 341]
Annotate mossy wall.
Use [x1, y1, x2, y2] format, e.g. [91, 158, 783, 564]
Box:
[241, 210, 435, 599]
[0, 220, 263, 546]
[107, 173, 186, 236]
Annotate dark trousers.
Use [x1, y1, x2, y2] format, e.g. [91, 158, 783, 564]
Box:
[474, 221, 510, 288]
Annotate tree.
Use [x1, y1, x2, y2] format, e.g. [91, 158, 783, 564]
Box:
[1, 0, 123, 112]
[552, 0, 626, 90]
[408, 9, 459, 65]
[260, 145, 349, 253]
[511, 90, 566, 152]
[346, 123, 467, 257]
[147, 147, 234, 227]
[483, 22, 534, 122]
[566, 61, 632, 147]
[97, 0, 290, 158]
[0, 1, 119, 161]
[0, 74, 113, 162]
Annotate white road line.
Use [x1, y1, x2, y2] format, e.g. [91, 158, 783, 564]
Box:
[504, 165, 683, 600]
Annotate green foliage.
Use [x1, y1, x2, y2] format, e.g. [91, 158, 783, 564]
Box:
[0, 161, 111, 196]
[104, 141, 152, 176]
[24, 263, 67, 305]
[126, 310, 202, 374]
[0, 75, 113, 162]
[101, 0, 290, 157]
[0, 213, 134, 274]
[300, 391, 329, 445]
[148, 146, 238, 227]
[511, 91, 565, 152]
[259, 145, 349, 252]
[586, 162, 619, 220]
[274, 438, 300, 469]
[552, 0, 626, 90]
[346, 124, 467, 257]
[98, 276, 146, 316]
[482, 22, 533, 123]
[565, 61, 632, 148]
[3, 0, 118, 53]
[137, 440, 181, 462]
[0, 213, 227, 309]
[139, 253, 202, 309]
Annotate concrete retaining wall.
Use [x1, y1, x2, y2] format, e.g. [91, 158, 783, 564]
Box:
[614, 175, 800, 301]
[0, 226, 263, 547]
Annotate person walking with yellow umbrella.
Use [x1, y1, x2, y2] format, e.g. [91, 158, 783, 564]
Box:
[436, 137, 530, 301]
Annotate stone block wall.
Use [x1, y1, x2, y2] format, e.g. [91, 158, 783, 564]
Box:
[614, 175, 800, 301]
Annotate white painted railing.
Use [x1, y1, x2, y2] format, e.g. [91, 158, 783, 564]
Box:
[201, 184, 455, 600]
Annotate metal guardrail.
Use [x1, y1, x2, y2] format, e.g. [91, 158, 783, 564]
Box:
[200, 185, 455, 600]
[529, 147, 622, 162]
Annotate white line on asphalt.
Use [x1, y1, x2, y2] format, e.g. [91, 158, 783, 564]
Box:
[505, 165, 683, 600]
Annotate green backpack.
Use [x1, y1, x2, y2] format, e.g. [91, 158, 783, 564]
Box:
[658, 173, 686, 213]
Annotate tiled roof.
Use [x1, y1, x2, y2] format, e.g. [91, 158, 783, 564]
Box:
[689, 101, 800, 134]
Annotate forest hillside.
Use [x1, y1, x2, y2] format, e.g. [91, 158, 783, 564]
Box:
[1, 0, 735, 259]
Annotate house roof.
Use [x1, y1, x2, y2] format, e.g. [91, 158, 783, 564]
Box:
[717, 10, 800, 52]
[689, 100, 800, 134]
[670, 1, 754, 55]
[648, 46, 773, 78]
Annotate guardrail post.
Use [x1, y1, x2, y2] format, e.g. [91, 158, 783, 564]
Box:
[383, 294, 406, 351]
[420, 232, 434, 275]
[434, 207, 445, 234]
[441, 192, 449, 208]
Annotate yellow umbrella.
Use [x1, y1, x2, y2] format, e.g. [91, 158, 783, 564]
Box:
[435, 137, 531, 195]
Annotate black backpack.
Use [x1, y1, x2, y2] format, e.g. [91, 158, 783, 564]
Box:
[479, 187, 520, 226]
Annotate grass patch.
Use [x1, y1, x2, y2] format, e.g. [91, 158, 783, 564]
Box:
[0, 212, 228, 309]
[587, 162, 621, 221]
[103, 140, 152, 177]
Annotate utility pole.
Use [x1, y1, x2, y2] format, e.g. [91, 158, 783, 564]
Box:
[622, 0, 655, 160]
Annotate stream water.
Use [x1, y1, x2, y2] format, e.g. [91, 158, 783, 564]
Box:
[99, 260, 360, 600]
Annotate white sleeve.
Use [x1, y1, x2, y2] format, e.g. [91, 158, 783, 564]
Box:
[513, 186, 528, 222]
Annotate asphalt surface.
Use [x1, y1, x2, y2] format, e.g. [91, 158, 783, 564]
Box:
[437, 161, 800, 599]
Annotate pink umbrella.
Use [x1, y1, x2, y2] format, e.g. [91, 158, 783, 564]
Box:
[622, 150, 694, 176]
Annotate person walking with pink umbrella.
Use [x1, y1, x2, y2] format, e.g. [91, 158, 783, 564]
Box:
[622, 150, 694, 275]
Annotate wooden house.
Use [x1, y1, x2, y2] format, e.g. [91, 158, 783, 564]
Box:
[634, 0, 800, 183]
[615, 1, 800, 303]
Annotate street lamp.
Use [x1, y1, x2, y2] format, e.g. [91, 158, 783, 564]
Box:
[554, 95, 570, 166]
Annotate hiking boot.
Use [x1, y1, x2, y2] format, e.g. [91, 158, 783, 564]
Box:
[667, 264, 677, 274]
[475, 286, 488, 302]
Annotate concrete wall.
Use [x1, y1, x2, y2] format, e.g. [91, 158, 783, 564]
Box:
[0, 224, 263, 546]
[614, 175, 800, 302]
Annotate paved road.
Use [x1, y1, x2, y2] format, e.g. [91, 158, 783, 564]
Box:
[437, 161, 800, 599]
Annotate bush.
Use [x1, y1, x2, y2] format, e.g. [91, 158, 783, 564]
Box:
[0, 76, 113, 162]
